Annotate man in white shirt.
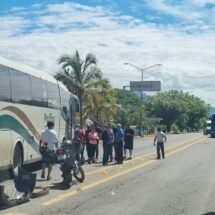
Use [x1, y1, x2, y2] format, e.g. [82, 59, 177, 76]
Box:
[40, 121, 58, 180]
[154, 128, 167, 159]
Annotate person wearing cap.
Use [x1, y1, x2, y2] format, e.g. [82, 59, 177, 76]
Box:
[114, 123, 124, 164]
[39, 121, 58, 180]
[74, 124, 86, 144]
[74, 124, 86, 164]
[153, 127, 167, 159]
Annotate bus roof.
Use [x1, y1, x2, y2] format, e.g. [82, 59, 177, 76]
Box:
[0, 56, 58, 85]
[0, 56, 78, 97]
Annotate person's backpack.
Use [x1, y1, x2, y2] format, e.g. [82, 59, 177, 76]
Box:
[39, 141, 48, 154]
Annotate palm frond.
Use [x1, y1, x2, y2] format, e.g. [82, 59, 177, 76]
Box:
[83, 67, 102, 85]
[58, 54, 71, 64]
[83, 53, 97, 74]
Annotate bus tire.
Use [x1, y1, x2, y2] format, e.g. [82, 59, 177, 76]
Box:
[11, 144, 23, 178]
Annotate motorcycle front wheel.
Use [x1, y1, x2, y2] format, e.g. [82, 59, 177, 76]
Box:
[63, 173, 72, 188]
[73, 166, 85, 183]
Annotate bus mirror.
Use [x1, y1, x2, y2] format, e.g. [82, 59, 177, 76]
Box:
[61, 106, 70, 122]
[75, 103, 80, 112]
[70, 95, 80, 113]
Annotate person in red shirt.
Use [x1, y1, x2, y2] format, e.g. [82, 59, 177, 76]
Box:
[74, 124, 86, 164]
[74, 124, 86, 144]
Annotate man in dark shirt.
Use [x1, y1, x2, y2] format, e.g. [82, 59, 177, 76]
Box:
[102, 124, 114, 166]
[124, 124, 134, 160]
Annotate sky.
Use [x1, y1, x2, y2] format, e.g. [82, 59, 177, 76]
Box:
[1, 0, 215, 106]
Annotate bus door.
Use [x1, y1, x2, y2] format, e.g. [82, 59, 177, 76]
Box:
[0, 130, 12, 167]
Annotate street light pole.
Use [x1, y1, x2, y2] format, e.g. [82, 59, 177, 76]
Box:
[123, 85, 130, 108]
[124, 63, 162, 136]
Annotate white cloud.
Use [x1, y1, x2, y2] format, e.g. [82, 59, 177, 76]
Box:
[1, 2, 215, 106]
[192, 0, 215, 6]
[145, 0, 215, 29]
[0, 15, 31, 37]
[146, 0, 204, 21]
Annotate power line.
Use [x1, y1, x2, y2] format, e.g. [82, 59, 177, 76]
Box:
[0, 46, 49, 72]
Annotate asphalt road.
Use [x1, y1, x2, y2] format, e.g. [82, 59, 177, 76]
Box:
[1, 132, 215, 215]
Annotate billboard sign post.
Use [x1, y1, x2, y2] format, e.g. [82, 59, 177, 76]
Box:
[130, 81, 161, 92]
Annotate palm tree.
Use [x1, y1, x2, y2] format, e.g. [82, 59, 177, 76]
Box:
[55, 50, 103, 127]
[83, 79, 117, 125]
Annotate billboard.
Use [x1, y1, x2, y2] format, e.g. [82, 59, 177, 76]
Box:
[130, 81, 161, 91]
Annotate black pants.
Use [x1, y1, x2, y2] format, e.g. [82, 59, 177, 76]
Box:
[103, 144, 113, 165]
[88, 144, 97, 161]
[115, 140, 123, 163]
[86, 142, 90, 158]
[157, 142, 165, 159]
[95, 142, 99, 159]
[80, 143, 85, 163]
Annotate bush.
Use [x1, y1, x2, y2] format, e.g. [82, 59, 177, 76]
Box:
[171, 123, 180, 134]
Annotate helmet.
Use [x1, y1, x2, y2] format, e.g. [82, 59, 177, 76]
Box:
[62, 139, 72, 148]
[75, 124, 81, 131]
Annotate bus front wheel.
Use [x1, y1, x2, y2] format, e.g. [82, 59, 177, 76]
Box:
[12, 144, 23, 176]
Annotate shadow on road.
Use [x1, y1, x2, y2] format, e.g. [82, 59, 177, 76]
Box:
[35, 179, 79, 191]
[0, 161, 42, 183]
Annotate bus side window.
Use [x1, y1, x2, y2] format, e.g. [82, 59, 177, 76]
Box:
[30, 76, 48, 107]
[59, 87, 70, 108]
[0, 65, 11, 102]
[9, 68, 32, 105]
[46, 81, 60, 109]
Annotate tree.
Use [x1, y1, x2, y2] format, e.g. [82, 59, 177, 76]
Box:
[145, 90, 210, 132]
[113, 89, 141, 125]
[83, 80, 117, 125]
[55, 50, 103, 127]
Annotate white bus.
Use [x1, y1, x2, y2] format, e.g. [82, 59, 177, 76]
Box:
[0, 57, 79, 171]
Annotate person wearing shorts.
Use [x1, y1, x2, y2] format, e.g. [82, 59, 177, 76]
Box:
[124, 124, 134, 160]
[40, 121, 58, 180]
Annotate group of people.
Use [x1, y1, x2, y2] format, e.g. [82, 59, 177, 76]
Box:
[75, 122, 135, 166]
[39, 121, 167, 180]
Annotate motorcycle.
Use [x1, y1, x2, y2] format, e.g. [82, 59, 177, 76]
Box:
[56, 139, 85, 189]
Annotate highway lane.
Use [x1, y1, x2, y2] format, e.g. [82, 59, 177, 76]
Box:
[1, 132, 210, 215]
[43, 134, 213, 215]
[0, 132, 202, 183]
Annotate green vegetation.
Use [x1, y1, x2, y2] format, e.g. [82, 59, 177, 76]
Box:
[144, 90, 210, 132]
[55, 51, 210, 132]
[55, 50, 110, 127]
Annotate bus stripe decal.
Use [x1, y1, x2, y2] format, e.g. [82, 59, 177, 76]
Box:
[0, 115, 39, 153]
[2, 106, 40, 141]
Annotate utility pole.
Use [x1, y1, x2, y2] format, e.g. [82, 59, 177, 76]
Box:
[124, 63, 162, 136]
